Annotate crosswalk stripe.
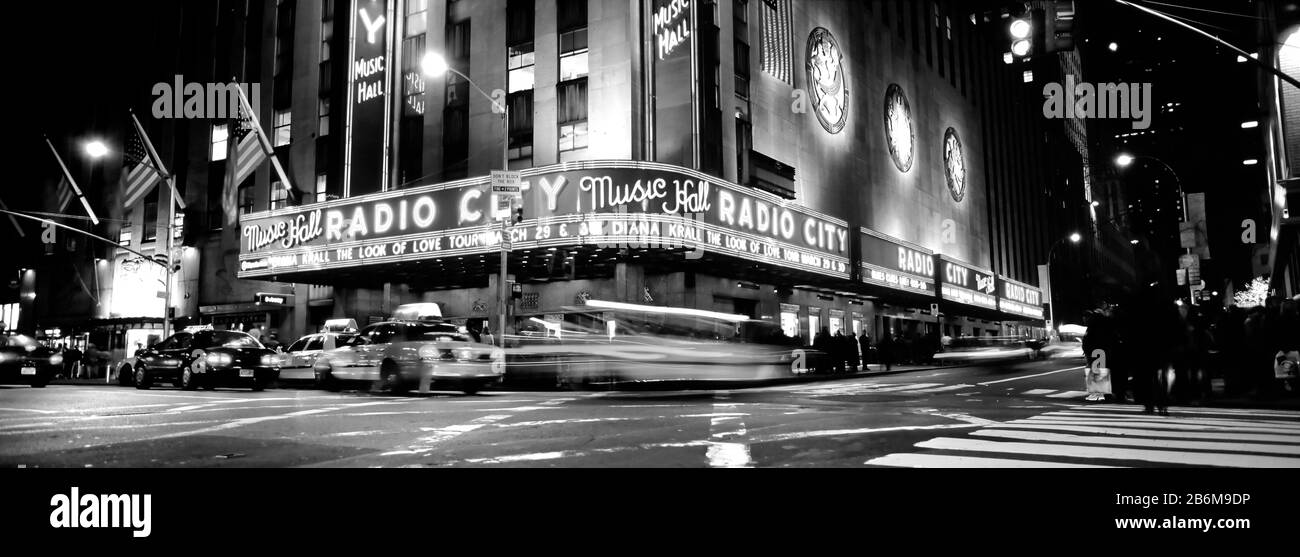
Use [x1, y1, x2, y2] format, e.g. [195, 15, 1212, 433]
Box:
[1076, 405, 1300, 419]
[1029, 413, 1300, 431]
[1046, 391, 1088, 398]
[1022, 389, 1056, 395]
[985, 422, 1300, 444]
[913, 437, 1300, 467]
[865, 453, 1116, 468]
[908, 384, 974, 394]
[971, 429, 1300, 455]
[864, 383, 944, 392]
[1014, 419, 1300, 435]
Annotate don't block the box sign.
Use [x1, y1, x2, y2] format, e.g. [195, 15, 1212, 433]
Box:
[237, 161, 850, 281]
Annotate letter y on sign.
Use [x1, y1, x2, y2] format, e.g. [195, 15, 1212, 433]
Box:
[359, 8, 386, 44]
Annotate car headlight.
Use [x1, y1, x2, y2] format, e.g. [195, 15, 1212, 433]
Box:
[455, 348, 474, 362]
[206, 352, 233, 367]
[260, 354, 278, 367]
[48, 354, 63, 366]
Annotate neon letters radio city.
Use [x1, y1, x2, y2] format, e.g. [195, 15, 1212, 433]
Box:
[238, 161, 850, 279]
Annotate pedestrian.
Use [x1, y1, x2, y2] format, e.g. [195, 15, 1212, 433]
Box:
[839, 330, 859, 373]
[813, 328, 833, 374]
[1130, 292, 1179, 415]
[1085, 307, 1123, 402]
[858, 331, 873, 372]
[64, 345, 82, 380]
[878, 332, 895, 372]
[264, 331, 283, 352]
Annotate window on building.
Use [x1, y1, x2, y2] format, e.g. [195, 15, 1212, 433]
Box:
[320, 20, 332, 62]
[117, 215, 133, 246]
[558, 78, 588, 152]
[238, 185, 255, 216]
[273, 109, 292, 147]
[508, 0, 536, 94]
[734, 40, 750, 99]
[211, 124, 229, 161]
[143, 190, 158, 243]
[559, 28, 588, 81]
[508, 90, 534, 164]
[558, 0, 587, 33]
[273, 0, 296, 107]
[318, 97, 330, 136]
[758, 0, 792, 84]
[402, 33, 428, 115]
[508, 43, 536, 93]
[443, 18, 471, 179]
[406, 0, 427, 36]
[315, 173, 328, 203]
[270, 182, 289, 210]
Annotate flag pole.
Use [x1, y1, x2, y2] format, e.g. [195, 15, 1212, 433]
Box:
[235, 83, 294, 192]
[128, 113, 178, 338]
[0, 198, 25, 238]
[130, 112, 187, 211]
[44, 136, 99, 225]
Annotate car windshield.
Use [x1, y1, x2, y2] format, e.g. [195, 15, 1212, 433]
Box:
[335, 334, 366, 347]
[211, 331, 263, 349]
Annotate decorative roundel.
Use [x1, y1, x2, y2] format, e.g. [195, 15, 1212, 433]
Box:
[943, 127, 967, 202]
[883, 84, 915, 173]
[805, 27, 849, 135]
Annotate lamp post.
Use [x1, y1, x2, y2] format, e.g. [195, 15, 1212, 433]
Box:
[423, 52, 510, 348]
[1115, 153, 1195, 304]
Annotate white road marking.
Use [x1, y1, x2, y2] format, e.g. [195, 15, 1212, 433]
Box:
[1074, 405, 1300, 419]
[1022, 389, 1056, 395]
[381, 397, 578, 457]
[459, 441, 714, 465]
[977, 366, 1084, 386]
[748, 422, 985, 444]
[1046, 391, 1088, 399]
[984, 422, 1300, 443]
[971, 429, 1300, 455]
[1017, 419, 1300, 435]
[908, 384, 974, 394]
[0, 407, 59, 414]
[913, 437, 1300, 467]
[1042, 411, 1300, 429]
[707, 394, 752, 468]
[866, 453, 1115, 468]
[140, 407, 346, 442]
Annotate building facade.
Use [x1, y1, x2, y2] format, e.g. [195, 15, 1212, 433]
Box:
[30, 0, 1070, 356]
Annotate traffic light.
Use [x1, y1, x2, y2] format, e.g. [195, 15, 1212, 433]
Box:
[1008, 1, 1075, 58]
[1044, 0, 1076, 54]
[511, 282, 523, 300]
[513, 204, 524, 224]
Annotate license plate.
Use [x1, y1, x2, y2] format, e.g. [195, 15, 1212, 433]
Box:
[20, 366, 36, 376]
[238, 368, 254, 378]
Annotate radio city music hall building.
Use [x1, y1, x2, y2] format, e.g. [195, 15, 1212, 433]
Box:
[69, 0, 1064, 352]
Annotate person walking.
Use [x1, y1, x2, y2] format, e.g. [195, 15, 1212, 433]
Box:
[1130, 292, 1179, 415]
[813, 328, 833, 374]
[858, 331, 873, 372]
[878, 332, 895, 372]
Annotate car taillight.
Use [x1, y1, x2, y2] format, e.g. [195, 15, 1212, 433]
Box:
[48, 353, 64, 366]
[418, 345, 440, 362]
[455, 348, 474, 361]
[260, 354, 277, 367]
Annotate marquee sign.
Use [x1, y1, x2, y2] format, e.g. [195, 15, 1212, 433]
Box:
[858, 228, 934, 296]
[238, 161, 850, 280]
[937, 255, 997, 311]
[997, 275, 1044, 320]
[346, 0, 392, 197]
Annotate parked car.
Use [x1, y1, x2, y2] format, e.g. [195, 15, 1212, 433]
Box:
[132, 328, 281, 391]
[277, 331, 365, 382]
[312, 312, 503, 395]
[0, 334, 62, 388]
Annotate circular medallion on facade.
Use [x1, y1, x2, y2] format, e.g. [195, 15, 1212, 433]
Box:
[943, 127, 967, 202]
[805, 27, 849, 135]
[883, 84, 915, 173]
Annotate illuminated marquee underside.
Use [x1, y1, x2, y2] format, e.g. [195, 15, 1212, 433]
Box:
[238, 161, 850, 281]
[858, 228, 934, 296]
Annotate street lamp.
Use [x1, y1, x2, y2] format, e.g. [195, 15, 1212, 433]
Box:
[422, 52, 511, 348]
[83, 140, 109, 159]
[1114, 153, 1194, 303]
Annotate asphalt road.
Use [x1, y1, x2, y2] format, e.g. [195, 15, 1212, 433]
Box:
[3, 358, 1299, 468]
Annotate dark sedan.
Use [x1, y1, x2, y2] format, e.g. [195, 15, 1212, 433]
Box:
[0, 335, 62, 388]
[0, 335, 62, 387]
[133, 329, 280, 391]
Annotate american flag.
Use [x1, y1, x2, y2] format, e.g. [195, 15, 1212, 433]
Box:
[55, 175, 75, 212]
[120, 127, 162, 208]
[230, 106, 268, 188]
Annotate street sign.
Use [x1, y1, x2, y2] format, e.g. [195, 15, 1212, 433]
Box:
[491, 170, 522, 191]
[930, 303, 939, 315]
